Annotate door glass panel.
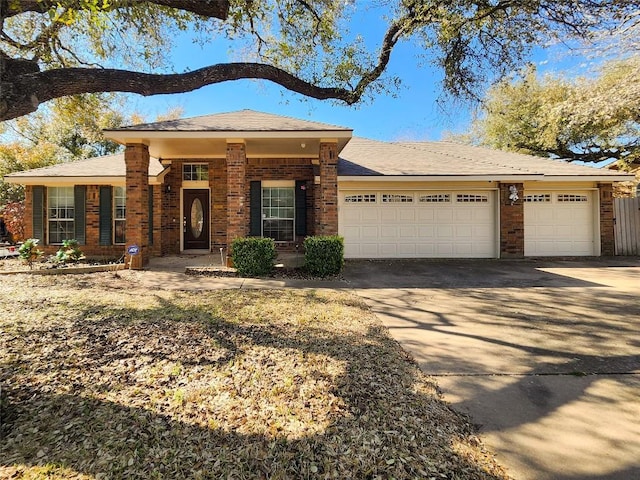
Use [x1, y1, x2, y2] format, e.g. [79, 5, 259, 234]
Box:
[190, 198, 204, 239]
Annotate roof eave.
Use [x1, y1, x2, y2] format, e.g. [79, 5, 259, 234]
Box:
[5, 175, 164, 185]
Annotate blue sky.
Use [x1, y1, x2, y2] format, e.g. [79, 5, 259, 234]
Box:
[130, 8, 595, 142]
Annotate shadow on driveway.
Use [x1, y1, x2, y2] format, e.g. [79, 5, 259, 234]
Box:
[344, 258, 640, 480]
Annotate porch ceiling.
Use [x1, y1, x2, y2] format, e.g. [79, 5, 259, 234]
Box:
[103, 132, 352, 160]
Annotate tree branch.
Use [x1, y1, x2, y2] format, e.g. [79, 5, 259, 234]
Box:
[0, 0, 229, 21]
[0, 62, 359, 121]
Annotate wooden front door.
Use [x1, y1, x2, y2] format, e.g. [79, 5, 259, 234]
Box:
[183, 189, 210, 250]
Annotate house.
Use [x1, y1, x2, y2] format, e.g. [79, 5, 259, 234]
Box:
[6, 109, 634, 267]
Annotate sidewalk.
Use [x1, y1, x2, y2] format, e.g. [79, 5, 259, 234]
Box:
[124, 253, 347, 290]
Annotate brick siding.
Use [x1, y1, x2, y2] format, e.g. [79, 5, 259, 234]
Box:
[124, 144, 150, 268]
[317, 142, 338, 235]
[598, 183, 615, 256]
[499, 182, 525, 258]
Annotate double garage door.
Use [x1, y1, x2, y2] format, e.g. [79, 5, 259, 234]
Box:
[339, 189, 598, 258]
[339, 190, 497, 258]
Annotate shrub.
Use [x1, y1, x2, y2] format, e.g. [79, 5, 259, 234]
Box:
[54, 239, 85, 264]
[18, 238, 43, 269]
[304, 235, 344, 277]
[2, 201, 25, 242]
[231, 237, 277, 277]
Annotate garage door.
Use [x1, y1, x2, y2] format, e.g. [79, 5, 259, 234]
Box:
[339, 191, 496, 258]
[524, 191, 596, 256]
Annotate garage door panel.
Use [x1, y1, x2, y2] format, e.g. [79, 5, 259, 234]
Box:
[361, 210, 379, 221]
[524, 191, 595, 256]
[417, 225, 436, 238]
[399, 209, 416, 221]
[340, 190, 496, 258]
[399, 225, 416, 237]
[380, 226, 397, 237]
[362, 226, 379, 238]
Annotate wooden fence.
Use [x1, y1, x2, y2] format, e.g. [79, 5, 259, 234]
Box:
[614, 197, 640, 255]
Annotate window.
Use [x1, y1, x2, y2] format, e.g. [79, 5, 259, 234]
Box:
[48, 187, 74, 244]
[262, 187, 294, 242]
[557, 194, 588, 203]
[382, 193, 413, 203]
[114, 186, 126, 244]
[456, 194, 488, 203]
[183, 164, 209, 181]
[419, 194, 450, 203]
[344, 194, 376, 203]
[523, 194, 551, 203]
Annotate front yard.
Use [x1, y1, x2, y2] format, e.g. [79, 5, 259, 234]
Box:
[0, 273, 509, 479]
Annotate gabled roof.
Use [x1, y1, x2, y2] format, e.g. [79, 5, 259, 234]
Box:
[5, 153, 166, 185]
[338, 137, 634, 180]
[109, 109, 352, 133]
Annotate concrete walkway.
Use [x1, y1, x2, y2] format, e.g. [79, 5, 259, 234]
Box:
[343, 258, 640, 480]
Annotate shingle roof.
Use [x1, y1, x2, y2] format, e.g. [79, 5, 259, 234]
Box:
[338, 137, 629, 177]
[6, 153, 164, 179]
[111, 109, 352, 132]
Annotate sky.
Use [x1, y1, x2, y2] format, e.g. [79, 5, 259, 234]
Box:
[126, 5, 596, 143]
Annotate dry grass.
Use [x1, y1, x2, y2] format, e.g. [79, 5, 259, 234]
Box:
[0, 273, 509, 479]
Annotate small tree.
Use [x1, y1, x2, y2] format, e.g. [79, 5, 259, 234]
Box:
[2, 202, 25, 242]
[18, 239, 43, 269]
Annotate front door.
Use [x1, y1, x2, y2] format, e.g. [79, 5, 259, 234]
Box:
[183, 189, 210, 250]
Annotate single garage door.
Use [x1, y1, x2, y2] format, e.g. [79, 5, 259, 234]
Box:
[524, 191, 596, 256]
[339, 190, 496, 258]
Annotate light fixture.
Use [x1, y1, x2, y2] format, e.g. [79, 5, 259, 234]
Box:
[301, 143, 306, 149]
[508, 185, 519, 205]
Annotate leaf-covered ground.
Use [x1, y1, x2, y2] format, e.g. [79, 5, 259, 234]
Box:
[0, 273, 510, 479]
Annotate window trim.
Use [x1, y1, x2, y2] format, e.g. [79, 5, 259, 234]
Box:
[47, 186, 75, 245]
[182, 163, 209, 182]
[113, 185, 126, 245]
[261, 182, 295, 242]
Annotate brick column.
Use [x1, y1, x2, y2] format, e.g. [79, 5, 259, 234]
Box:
[317, 142, 338, 235]
[226, 142, 247, 246]
[499, 182, 524, 258]
[598, 183, 615, 256]
[125, 143, 150, 269]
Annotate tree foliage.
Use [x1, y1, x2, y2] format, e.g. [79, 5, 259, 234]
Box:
[1, 1, 639, 121]
[467, 58, 640, 164]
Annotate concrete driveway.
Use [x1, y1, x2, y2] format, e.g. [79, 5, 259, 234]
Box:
[343, 258, 640, 480]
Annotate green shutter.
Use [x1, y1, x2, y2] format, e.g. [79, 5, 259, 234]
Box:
[148, 185, 154, 246]
[32, 186, 44, 242]
[249, 181, 262, 236]
[74, 185, 86, 245]
[295, 180, 307, 236]
[99, 186, 112, 245]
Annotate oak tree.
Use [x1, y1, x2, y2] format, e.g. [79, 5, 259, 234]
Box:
[2, 1, 639, 122]
[467, 58, 640, 164]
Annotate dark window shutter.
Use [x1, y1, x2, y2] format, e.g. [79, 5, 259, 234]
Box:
[148, 185, 154, 246]
[249, 181, 262, 236]
[295, 180, 307, 236]
[32, 186, 44, 242]
[99, 186, 112, 245]
[74, 185, 86, 245]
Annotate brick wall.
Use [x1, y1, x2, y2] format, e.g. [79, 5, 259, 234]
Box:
[125, 144, 150, 268]
[598, 183, 615, 256]
[226, 143, 246, 246]
[161, 163, 182, 255]
[317, 142, 338, 235]
[499, 182, 524, 258]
